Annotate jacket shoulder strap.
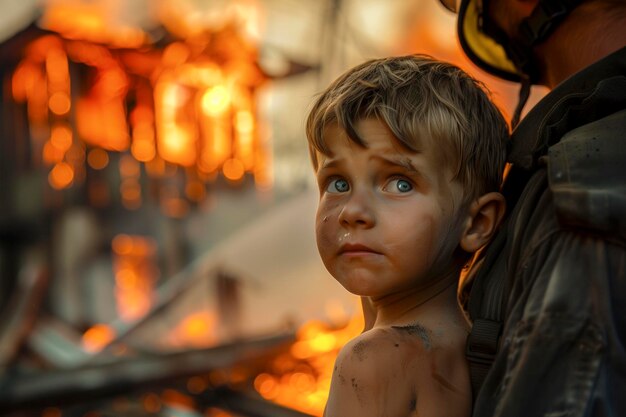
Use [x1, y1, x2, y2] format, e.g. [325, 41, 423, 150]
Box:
[465, 165, 533, 400]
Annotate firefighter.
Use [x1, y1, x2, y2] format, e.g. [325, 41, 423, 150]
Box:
[438, 0, 626, 416]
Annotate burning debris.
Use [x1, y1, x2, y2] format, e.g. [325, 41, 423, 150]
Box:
[0, 313, 362, 417]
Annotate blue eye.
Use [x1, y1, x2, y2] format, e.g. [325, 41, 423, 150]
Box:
[327, 178, 350, 193]
[385, 178, 413, 193]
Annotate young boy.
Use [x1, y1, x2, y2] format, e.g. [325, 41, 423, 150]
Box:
[305, 55, 509, 417]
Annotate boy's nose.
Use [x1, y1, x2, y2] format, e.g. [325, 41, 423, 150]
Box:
[338, 191, 374, 228]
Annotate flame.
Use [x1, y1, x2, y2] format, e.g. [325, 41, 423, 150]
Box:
[170, 312, 218, 348]
[130, 101, 157, 163]
[50, 123, 73, 153]
[157, 0, 264, 43]
[253, 312, 364, 416]
[154, 77, 198, 167]
[49, 92, 71, 115]
[222, 158, 245, 182]
[82, 323, 116, 353]
[43, 141, 66, 166]
[75, 67, 130, 152]
[48, 162, 74, 189]
[201, 85, 231, 116]
[111, 234, 158, 322]
[40, 1, 148, 48]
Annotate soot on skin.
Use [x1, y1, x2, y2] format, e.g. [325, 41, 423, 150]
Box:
[391, 323, 432, 350]
[352, 339, 369, 361]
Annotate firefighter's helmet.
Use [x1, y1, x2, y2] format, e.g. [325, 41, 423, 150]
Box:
[440, 0, 584, 83]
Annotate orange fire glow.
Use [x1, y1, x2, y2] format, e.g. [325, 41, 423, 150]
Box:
[82, 323, 116, 353]
[254, 314, 363, 416]
[42, 407, 62, 417]
[169, 312, 218, 349]
[48, 162, 74, 189]
[111, 234, 158, 322]
[40, 1, 148, 48]
[10, 2, 271, 215]
[87, 148, 109, 170]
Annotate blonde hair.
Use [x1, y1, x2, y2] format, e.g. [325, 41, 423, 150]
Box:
[306, 54, 509, 203]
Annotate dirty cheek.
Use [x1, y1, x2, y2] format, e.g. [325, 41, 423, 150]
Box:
[422, 216, 437, 265]
[385, 213, 437, 265]
[315, 203, 338, 254]
[431, 211, 464, 266]
[315, 225, 334, 254]
[418, 210, 450, 267]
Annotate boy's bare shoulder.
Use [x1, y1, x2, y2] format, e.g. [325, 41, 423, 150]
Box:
[336, 325, 432, 367]
[326, 324, 471, 417]
[326, 328, 421, 417]
[334, 322, 463, 375]
[335, 326, 420, 369]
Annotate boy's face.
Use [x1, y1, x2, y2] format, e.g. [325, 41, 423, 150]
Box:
[314, 118, 466, 299]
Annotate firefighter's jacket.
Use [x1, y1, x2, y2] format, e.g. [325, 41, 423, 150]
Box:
[467, 46, 626, 417]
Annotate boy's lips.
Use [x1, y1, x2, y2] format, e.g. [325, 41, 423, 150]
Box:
[338, 243, 381, 255]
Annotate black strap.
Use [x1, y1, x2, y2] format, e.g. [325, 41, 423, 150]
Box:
[465, 167, 533, 401]
[511, 77, 532, 129]
[466, 318, 503, 399]
[466, 237, 507, 401]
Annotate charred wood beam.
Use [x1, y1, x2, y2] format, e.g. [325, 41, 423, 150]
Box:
[0, 250, 47, 369]
[26, 316, 95, 368]
[0, 332, 294, 412]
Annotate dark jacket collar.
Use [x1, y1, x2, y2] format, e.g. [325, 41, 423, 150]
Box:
[509, 46, 626, 170]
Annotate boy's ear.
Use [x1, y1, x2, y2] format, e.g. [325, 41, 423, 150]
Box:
[459, 192, 506, 253]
